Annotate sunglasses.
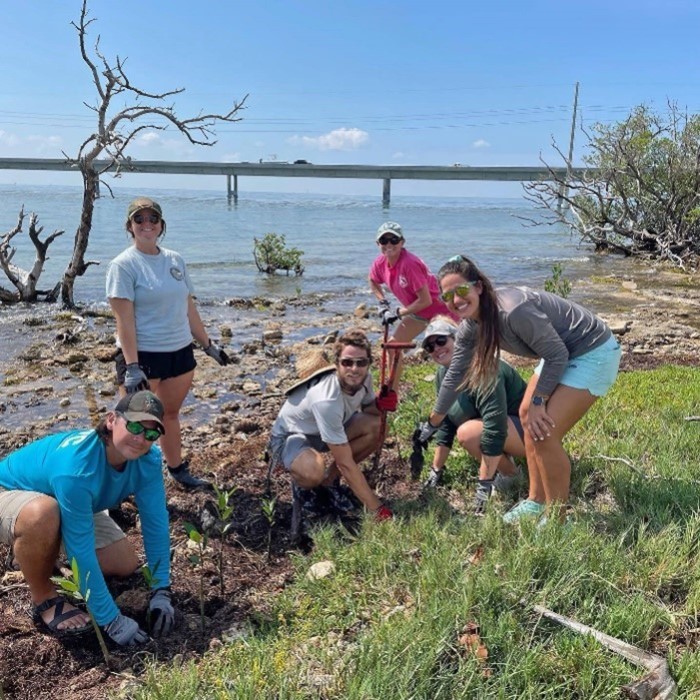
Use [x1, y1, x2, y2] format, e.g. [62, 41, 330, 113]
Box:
[339, 357, 370, 368]
[440, 282, 475, 304]
[378, 235, 402, 246]
[120, 414, 162, 442]
[424, 335, 450, 354]
[132, 213, 161, 225]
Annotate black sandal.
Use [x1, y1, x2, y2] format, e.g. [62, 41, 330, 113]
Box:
[32, 596, 91, 638]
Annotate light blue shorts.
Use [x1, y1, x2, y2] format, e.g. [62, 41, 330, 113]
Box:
[534, 335, 621, 397]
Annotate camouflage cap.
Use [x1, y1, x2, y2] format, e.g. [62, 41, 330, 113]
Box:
[126, 197, 163, 223]
[376, 221, 404, 241]
[114, 390, 165, 434]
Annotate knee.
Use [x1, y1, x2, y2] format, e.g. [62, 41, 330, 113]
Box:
[15, 496, 61, 540]
[456, 422, 482, 456]
[290, 451, 325, 489]
[98, 539, 140, 577]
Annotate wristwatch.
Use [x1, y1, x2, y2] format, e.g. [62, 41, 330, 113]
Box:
[532, 394, 549, 406]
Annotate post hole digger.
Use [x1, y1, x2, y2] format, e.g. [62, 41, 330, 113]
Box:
[372, 322, 416, 478]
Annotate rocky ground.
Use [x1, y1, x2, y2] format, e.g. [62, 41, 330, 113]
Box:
[1, 266, 699, 699]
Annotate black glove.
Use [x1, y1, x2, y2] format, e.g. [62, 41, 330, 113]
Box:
[376, 298, 391, 318]
[409, 427, 425, 480]
[124, 363, 149, 394]
[148, 588, 175, 638]
[204, 341, 231, 366]
[381, 307, 400, 327]
[104, 612, 149, 646]
[417, 420, 439, 446]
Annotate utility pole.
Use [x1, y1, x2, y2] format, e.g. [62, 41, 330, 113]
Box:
[557, 81, 579, 213]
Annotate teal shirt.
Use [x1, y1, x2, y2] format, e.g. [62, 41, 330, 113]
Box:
[434, 360, 526, 456]
[0, 430, 170, 626]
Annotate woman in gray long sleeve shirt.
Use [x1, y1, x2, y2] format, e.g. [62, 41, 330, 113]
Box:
[426, 255, 621, 523]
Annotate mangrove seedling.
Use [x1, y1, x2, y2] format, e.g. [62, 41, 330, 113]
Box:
[261, 496, 277, 559]
[184, 521, 209, 635]
[212, 485, 236, 595]
[52, 557, 111, 666]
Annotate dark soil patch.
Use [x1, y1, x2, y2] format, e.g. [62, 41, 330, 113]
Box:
[0, 431, 423, 700]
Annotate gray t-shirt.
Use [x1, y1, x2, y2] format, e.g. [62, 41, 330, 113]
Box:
[434, 286, 612, 414]
[106, 246, 195, 352]
[272, 371, 376, 445]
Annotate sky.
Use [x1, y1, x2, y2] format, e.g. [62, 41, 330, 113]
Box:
[1, 0, 699, 197]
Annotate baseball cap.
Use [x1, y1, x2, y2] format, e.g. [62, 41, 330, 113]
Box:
[114, 391, 165, 434]
[376, 221, 404, 242]
[421, 318, 457, 350]
[126, 197, 163, 223]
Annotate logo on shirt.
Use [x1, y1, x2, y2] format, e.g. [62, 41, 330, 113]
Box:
[170, 267, 184, 281]
[399, 274, 408, 288]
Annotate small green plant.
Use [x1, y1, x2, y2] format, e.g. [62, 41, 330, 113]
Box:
[184, 522, 209, 635]
[52, 557, 111, 666]
[212, 485, 237, 595]
[261, 497, 277, 559]
[140, 561, 162, 590]
[544, 262, 572, 298]
[253, 232, 304, 276]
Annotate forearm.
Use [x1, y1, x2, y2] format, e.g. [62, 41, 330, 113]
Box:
[369, 279, 386, 301]
[109, 298, 139, 364]
[187, 297, 210, 347]
[335, 459, 381, 511]
[400, 285, 431, 316]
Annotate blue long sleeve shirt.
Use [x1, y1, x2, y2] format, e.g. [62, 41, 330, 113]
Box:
[0, 430, 170, 625]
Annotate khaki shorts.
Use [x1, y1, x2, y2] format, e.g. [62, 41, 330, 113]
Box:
[0, 488, 125, 551]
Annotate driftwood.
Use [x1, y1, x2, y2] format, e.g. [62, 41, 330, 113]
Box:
[0, 207, 63, 303]
[530, 603, 677, 699]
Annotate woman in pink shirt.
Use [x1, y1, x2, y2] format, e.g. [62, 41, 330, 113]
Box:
[368, 221, 457, 389]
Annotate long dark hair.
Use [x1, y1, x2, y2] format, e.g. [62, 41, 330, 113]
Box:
[437, 255, 500, 393]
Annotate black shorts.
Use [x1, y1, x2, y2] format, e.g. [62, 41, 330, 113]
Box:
[115, 344, 197, 384]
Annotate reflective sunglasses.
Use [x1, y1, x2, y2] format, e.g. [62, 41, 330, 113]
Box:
[339, 357, 370, 368]
[378, 235, 402, 246]
[120, 414, 162, 441]
[440, 282, 475, 304]
[132, 213, 161, 225]
[424, 335, 450, 354]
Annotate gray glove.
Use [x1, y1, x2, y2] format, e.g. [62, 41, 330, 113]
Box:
[124, 363, 149, 393]
[417, 420, 439, 446]
[381, 307, 400, 327]
[204, 341, 231, 366]
[104, 612, 149, 646]
[148, 588, 175, 638]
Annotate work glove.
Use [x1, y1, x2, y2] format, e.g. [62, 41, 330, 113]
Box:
[376, 298, 391, 318]
[148, 587, 175, 638]
[104, 612, 149, 646]
[409, 426, 425, 480]
[124, 363, 149, 394]
[374, 504, 393, 522]
[204, 341, 231, 366]
[376, 389, 399, 412]
[381, 307, 400, 327]
[417, 420, 439, 447]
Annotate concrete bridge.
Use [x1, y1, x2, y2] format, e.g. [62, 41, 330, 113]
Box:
[0, 157, 590, 205]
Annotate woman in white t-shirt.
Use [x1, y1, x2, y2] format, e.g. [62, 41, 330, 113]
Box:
[106, 197, 230, 490]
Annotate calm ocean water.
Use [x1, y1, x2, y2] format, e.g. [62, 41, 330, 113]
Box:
[0, 183, 617, 314]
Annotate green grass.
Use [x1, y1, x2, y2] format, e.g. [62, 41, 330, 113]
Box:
[126, 365, 700, 699]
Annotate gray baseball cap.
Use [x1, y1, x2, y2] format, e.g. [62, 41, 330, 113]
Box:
[376, 221, 404, 242]
[421, 318, 457, 350]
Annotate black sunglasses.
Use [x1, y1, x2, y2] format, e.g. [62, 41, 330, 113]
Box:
[378, 235, 402, 246]
[424, 336, 450, 354]
[133, 213, 161, 225]
[119, 413, 162, 442]
[339, 357, 370, 368]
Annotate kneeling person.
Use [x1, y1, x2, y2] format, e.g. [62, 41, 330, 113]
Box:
[0, 391, 174, 645]
[269, 329, 392, 523]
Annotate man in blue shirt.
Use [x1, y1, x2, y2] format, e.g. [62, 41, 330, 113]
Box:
[0, 391, 174, 645]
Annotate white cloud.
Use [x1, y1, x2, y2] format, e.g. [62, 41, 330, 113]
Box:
[289, 127, 369, 152]
[472, 139, 490, 149]
[392, 151, 405, 160]
[139, 132, 161, 145]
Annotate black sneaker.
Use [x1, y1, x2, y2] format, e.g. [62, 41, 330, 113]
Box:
[423, 468, 444, 489]
[291, 483, 327, 543]
[167, 460, 211, 490]
[325, 481, 359, 516]
[473, 479, 494, 516]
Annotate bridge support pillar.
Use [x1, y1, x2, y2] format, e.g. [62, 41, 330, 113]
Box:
[227, 174, 238, 203]
[382, 178, 391, 207]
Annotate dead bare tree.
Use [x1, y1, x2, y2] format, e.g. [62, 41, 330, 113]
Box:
[59, 0, 247, 308]
[0, 207, 64, 303]
[523, 104, 700, 270]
